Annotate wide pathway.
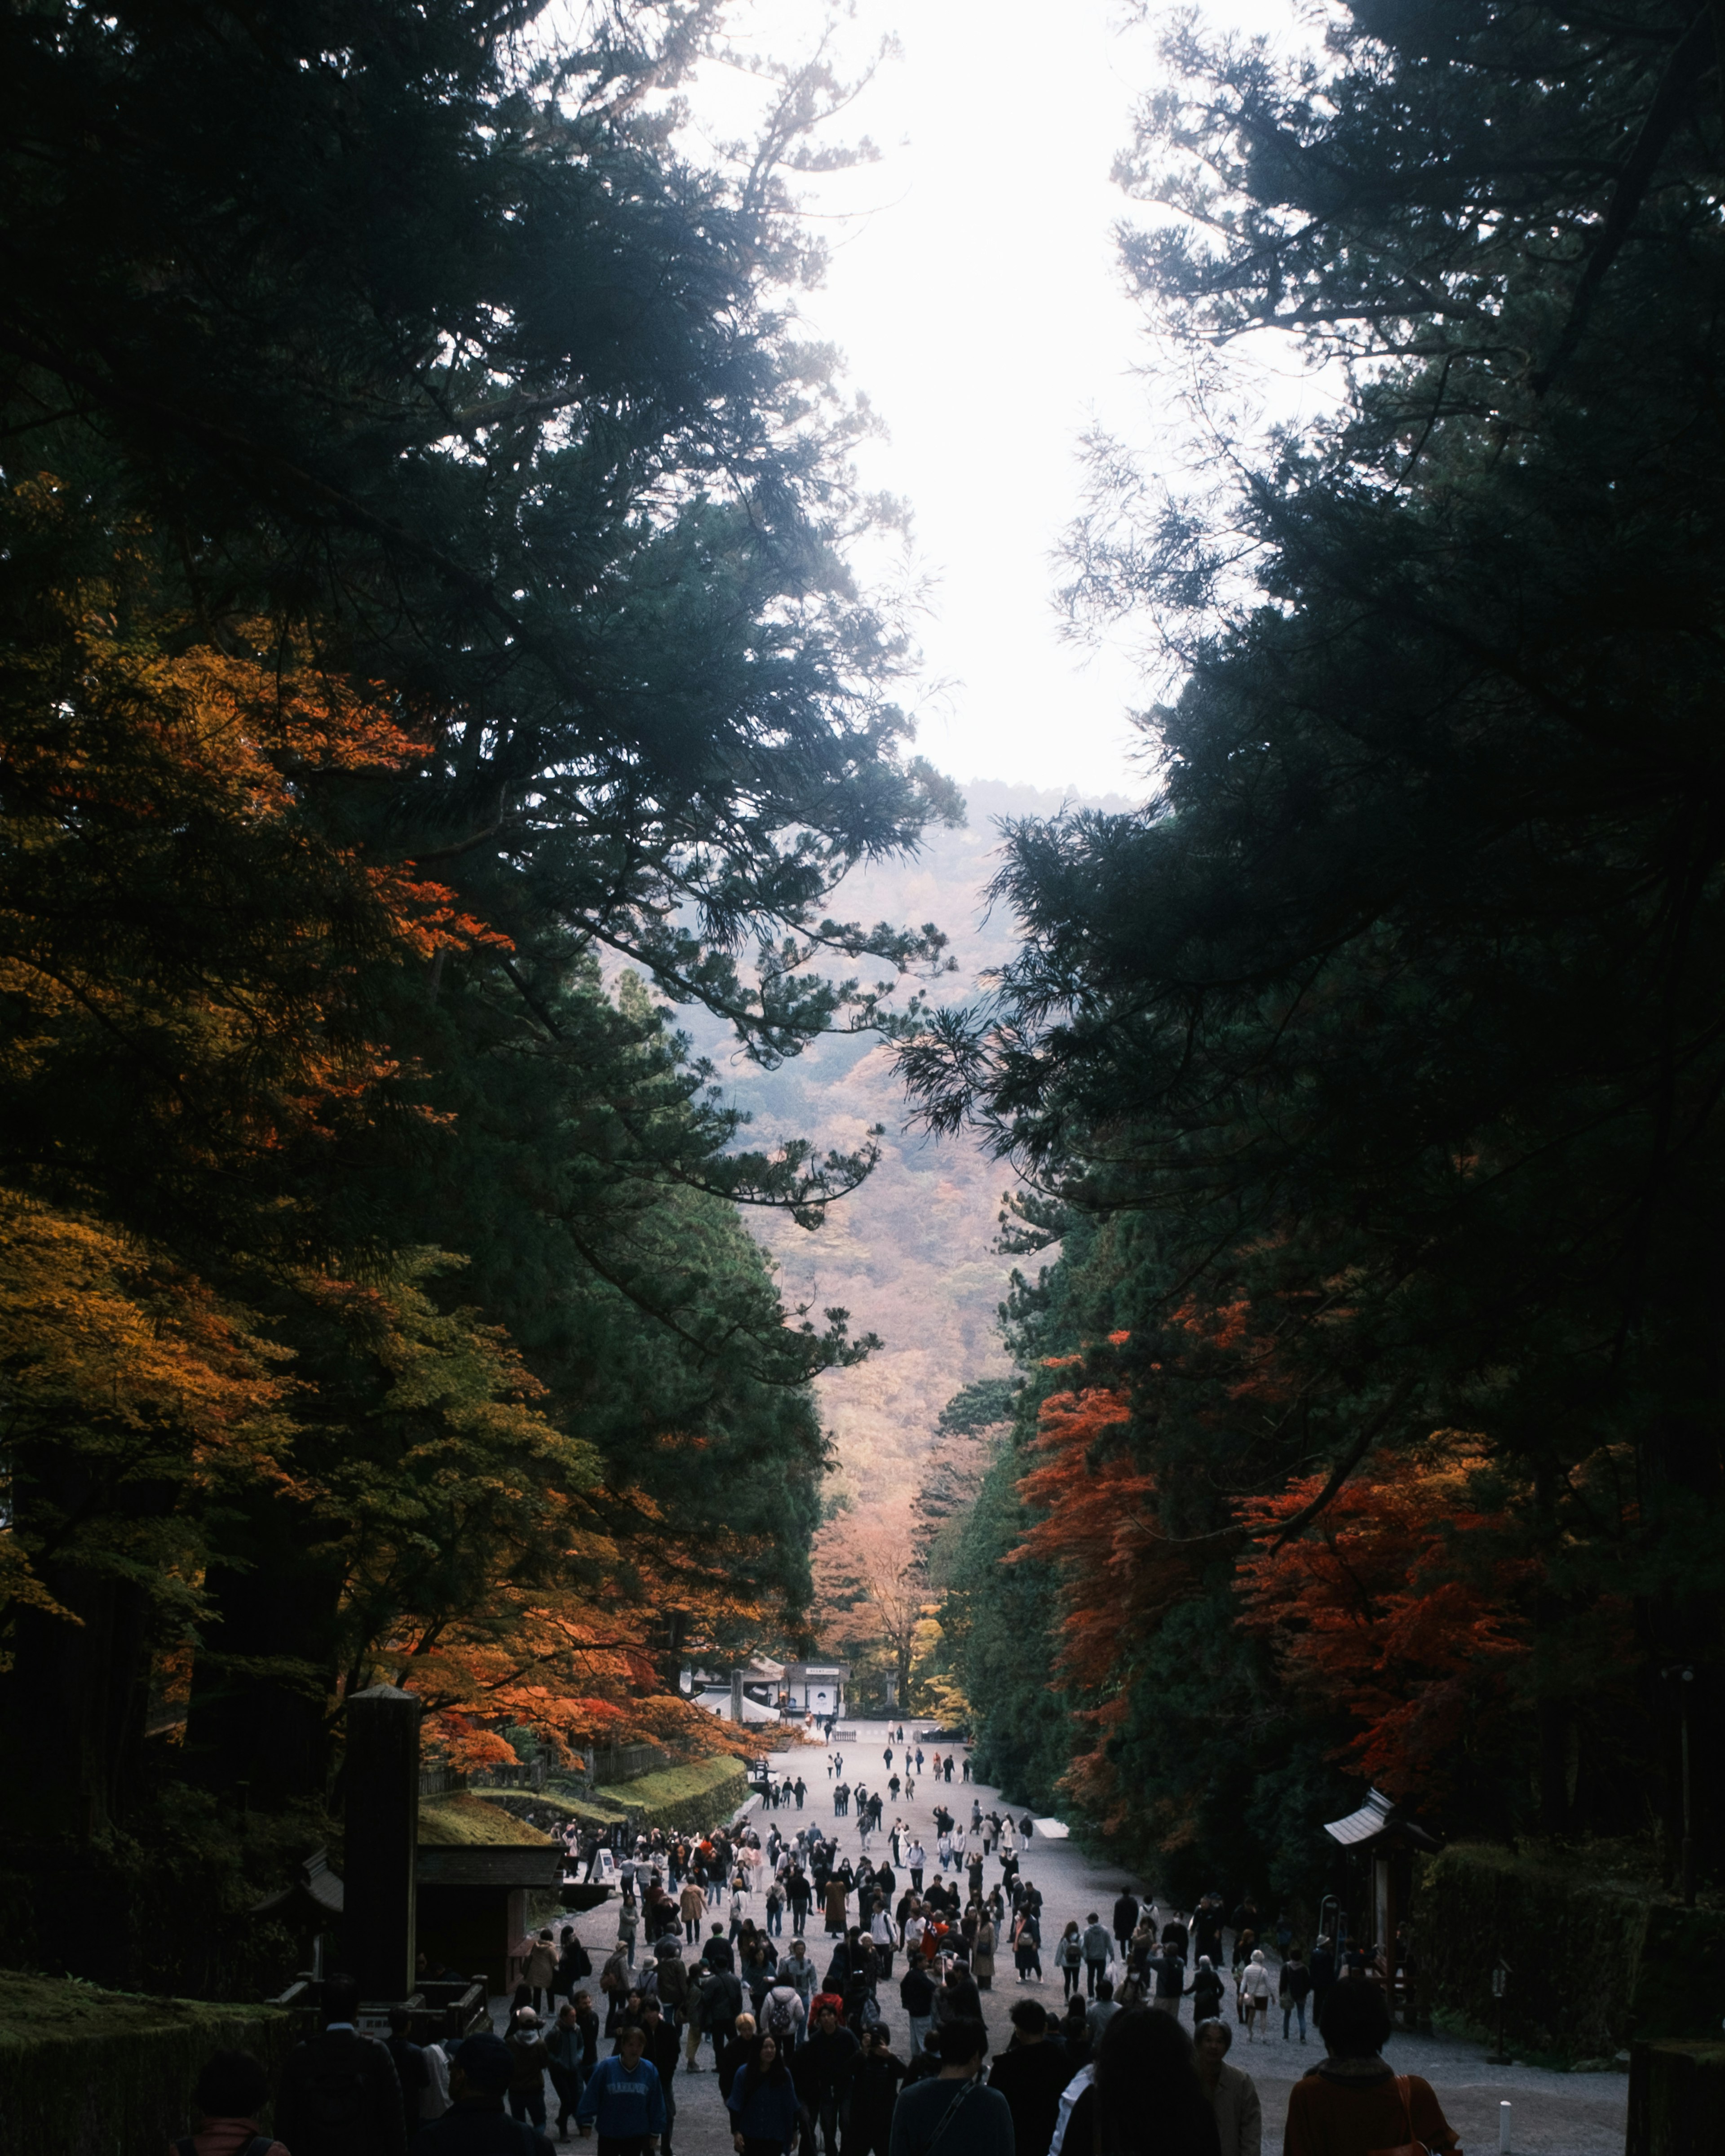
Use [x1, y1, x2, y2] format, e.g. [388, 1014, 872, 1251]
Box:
[535, 1718, 1628, 2154]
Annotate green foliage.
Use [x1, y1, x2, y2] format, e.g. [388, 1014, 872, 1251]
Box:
[1413, 1842, 1725, 2056]
[0, 0, 948, 1935]
[902, 0, 1725, 1891]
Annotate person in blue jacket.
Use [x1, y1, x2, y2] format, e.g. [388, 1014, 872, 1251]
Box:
[727, 2032, 801, 2156]
[576, 2023, 667, 2156]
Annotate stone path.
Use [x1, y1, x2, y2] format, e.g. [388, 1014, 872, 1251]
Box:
[518, 1716, 1628, 2154]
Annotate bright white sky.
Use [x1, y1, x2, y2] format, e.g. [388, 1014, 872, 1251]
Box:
[688, 0, 1321, 797]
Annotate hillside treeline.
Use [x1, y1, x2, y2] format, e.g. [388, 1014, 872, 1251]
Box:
[916, 0, 1725, 1902]
[0, 0, 952, 1970]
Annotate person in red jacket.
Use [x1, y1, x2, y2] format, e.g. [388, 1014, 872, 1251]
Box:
[1283, 1981, 1460, 2156]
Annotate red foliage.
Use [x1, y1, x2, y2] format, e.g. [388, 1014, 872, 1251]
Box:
[1234, 1437, 1533, 1800]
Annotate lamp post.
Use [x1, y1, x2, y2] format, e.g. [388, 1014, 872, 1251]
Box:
[1487, 1957, 1512, 2064]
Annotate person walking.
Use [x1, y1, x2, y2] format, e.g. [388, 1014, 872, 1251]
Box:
[1111, 1891, 1139, 1962]
[1060, 2009, 1214, 2156]
[1190, 1957, 1225, 2027]
[795, 2002, 860, 2156]
[384, 2007, 431, 2142]
[1150, 1942, 1186, 2019]
[633, 1998, 681, 2155]
[1053, 1923, 1083, 2002]
[1239, 1952, 1273, 2043]
[575, 2021, 666, 2154]
[971, 1915, 996, 1992]
[413, 2032, 554, 2156]
[905, 1840, 927, 1895]
[680, 1880, 707, 1945]
[848, 2023, 908, 2156]
[728, 2032, 801, 2156]
[1307, 1937, 1336, 2036]
[526, 1930, 560, 2015]
[275, 1973, 407, 2156]
[1080, 1914, 1114, 1999]
[761, 1974, 808, 2054]
[547, 2004, 587, 2137]
[1282, 1979, 1460, 2156]
[1195, 2019, 1262, 2156]
[1279, 1949, 1312, 2045]
[987, 2001, 1072, 2156]
[888, 2018, 1012, 2156]
[899, 1955, 937, 2059]
[506, 2009, 552, 2134]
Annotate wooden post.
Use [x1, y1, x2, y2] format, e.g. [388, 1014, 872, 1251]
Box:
[1628, 2040, 1725, 2156]
[345, 1683, 420, 2003]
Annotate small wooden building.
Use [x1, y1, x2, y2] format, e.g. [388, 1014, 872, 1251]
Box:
[416, 1843, 566, 1994]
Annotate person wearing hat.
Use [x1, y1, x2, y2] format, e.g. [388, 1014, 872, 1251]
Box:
[410, 2030, 553, 2154]
[508, 2008, 552, 2131]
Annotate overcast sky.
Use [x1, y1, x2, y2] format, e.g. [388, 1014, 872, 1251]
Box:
[689, 0, 1321, 799]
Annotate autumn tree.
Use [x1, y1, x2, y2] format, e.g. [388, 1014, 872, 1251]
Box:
[0, 0, 956, 1972]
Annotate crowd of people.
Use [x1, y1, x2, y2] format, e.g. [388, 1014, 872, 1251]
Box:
[168, 1737, 1458, 2156]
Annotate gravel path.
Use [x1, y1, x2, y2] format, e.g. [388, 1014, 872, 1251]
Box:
[522, 1717, 1628, 2155]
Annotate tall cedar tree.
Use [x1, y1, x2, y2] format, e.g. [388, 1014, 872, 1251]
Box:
[907, 0, 1725, 1881]
[0, 0, 955, 1935]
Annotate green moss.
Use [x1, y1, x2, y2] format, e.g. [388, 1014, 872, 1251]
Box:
[0, 1969, 303, 2153]
[418, 1792, 553, 1847]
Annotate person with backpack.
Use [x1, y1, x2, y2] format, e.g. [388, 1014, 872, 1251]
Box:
[507, 2009, 552, 2131]
[172, 2048, 288, 2156]
[276, 1973, 407, 2156]
[762, 1975, 808, 2053]
[411, 2031, 553, 2155]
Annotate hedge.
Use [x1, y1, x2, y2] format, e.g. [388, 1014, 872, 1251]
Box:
[1412, 1842, 1725, 2057]
[0, 1970, 302, 2156]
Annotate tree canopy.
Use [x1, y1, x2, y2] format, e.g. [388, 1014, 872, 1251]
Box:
[912, 0, 1725, 1893]
[0, 0, 954, 1961]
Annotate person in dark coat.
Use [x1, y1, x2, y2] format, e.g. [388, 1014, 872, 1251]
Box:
[410, 2032, 552, 2155]
[1112, 1893, 1140, 1958]
[721, 2013, 762, 2104]
[385, 2006, 431, 2142]
[1308, 1939, 1336, 2033]
[845, 2023, 907, 2156]
[1063, 2007, 1218, 2156]
[277, 1974, 407, 2156]
[794, 2003, 860, 2156]
[729, 2032, 802, 2156]
[988, 2000, 1071, 2156]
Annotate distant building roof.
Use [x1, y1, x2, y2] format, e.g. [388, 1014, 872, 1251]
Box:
[1323, 1787, 1441, 1852]
[695, 1687, 780, 1724]
[252, 1846, 345, 1921]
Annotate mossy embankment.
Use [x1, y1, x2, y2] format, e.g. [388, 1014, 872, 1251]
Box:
[474, 1753, 749, 1840]
[0, 1969, 302, 2156]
